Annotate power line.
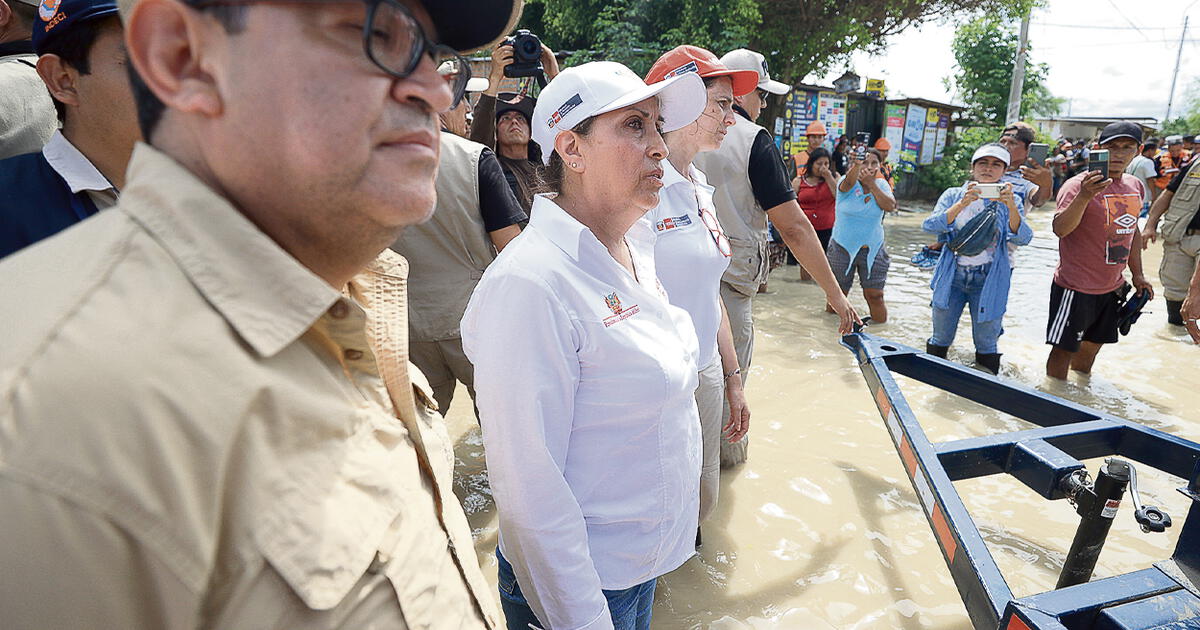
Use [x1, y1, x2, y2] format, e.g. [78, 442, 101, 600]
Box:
[1033, 22, 1174, 30]
[1104, 0, 1152, 39]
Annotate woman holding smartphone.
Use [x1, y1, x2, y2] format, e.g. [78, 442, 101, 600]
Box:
[827, 147, 896, 323]
[923, 143, 1032, 374]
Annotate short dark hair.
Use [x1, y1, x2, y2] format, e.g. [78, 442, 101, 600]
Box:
[9, 0, 37, 29]
[1185, 135, 1196, 143]
[1002, 121, 1036, 147]
[40, 16, 121, 124]
[128, 5, 247, 141]
[1144, 142, 1158, 153]
[804, 147, 830, 175]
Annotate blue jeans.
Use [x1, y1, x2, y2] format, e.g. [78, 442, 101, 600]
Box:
[929, 263, 1003, 354]
[496, 549, 656, 630]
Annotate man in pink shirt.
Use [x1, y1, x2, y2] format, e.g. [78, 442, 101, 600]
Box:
[1046, 122, 1155, 378]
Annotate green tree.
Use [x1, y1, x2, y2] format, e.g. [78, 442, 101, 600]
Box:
[944, 15, 1063, 125]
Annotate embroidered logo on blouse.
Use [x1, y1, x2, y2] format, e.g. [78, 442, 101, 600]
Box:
[602, 292, 641, 327]
[655, 214, 692, 232]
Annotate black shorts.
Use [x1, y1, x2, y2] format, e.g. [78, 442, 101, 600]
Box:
[1045, 281, 1122, 352]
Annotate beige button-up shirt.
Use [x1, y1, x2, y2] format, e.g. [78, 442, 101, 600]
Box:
[0, 143, 499, 630]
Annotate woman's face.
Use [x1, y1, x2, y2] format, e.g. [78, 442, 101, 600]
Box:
[972, 156, 1006, 183]
[809, 156, 830, 175]
[692, 77, 735, 152]
[577, 96, 669, 211]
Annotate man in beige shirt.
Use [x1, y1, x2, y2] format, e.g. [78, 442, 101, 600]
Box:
[0, 0, 521, 628]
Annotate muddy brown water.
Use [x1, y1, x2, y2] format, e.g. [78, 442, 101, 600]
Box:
[443, 207, 1198, 629]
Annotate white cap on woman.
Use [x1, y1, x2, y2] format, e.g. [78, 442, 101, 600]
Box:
[532, 61, 706, 165]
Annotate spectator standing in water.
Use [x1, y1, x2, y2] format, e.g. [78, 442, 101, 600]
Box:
[791, 146, 838, 271]
[923, 144, 1032, 374]
[827, 147, 896, 323]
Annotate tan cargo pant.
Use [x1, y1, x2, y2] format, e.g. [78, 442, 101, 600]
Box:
[409, 337, 476, 417]
[1160, 232, 1200, 301]
[695, 355, 724, 523]
[719, 281, 754, 467]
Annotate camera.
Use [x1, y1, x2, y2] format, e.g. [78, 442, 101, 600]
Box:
[975, 183, 1002, 199]
[503, 29, 545, 79]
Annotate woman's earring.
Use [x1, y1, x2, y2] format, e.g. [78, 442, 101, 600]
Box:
[570, 162, 579, 169]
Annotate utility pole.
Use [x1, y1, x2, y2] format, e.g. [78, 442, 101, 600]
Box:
[1166, 16, 1188, 122]
[1005, 13, 1031, 125]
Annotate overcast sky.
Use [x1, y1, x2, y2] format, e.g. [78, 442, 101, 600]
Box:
[810, 0, 1200, 123]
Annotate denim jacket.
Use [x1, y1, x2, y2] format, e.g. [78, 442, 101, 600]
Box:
[923, 186, 1033, 322]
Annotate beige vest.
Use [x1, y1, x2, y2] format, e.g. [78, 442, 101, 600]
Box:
[392, 132, 496, 341]
[1161, 164, 1200, 243]
[693, 115, 769, 297]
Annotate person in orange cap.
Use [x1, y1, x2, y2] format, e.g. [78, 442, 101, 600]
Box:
[874, 137, 895, 185]
[794, 120, 828, 173]
[643, 44, 759, 540]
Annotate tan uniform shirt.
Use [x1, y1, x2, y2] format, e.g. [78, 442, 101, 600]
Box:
[0, 143, 500, 630]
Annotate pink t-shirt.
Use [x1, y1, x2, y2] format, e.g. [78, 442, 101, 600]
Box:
[1053, 173, 1146, 294]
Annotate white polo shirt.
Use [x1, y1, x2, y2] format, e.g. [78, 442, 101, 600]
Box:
[462, 194, 701, 630]
[642, 160, 731, 368]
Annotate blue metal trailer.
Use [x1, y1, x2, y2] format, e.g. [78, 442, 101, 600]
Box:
[840, 332, 1200, 630]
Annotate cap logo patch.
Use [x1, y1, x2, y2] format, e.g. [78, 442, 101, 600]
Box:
[547, 93, 583, 127]
[665, 61, 699, 78]
[38, 0, 61, 22]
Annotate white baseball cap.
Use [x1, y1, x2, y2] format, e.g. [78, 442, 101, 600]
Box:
[719, 49, 790, 95]
[532, 61, 706, 165]
[437, 60, 489, 93]
[972, 143, 1011, 167]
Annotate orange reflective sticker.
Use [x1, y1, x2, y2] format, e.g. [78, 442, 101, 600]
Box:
[932, 504, 957, 563]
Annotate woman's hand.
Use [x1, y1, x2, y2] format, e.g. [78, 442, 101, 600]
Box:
[723, 374, 750, 442]
[961, 182, 982, 205]
[999, 182, 1017, 211]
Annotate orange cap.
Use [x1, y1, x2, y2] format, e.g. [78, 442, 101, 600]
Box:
[645, 45, 760, 97]
[806, 121, 827, 135]
[874, 138, 892, 150]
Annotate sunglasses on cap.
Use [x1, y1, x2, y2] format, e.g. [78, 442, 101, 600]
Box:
[189, 0, 472, 107]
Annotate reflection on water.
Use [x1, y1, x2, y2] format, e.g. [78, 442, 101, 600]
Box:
[444, 209, 1197, 629]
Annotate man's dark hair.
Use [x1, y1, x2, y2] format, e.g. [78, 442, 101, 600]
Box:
[127, 5, 246, 141]
[1144, 142, 1158, 153]
[40, 16, 121, 124]
[1185, 135, 1195, 143]
[9, 0, 38, 30]
[1002, 122, 1036, 147]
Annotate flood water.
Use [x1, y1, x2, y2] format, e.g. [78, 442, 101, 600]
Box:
[442, 207, 1199, 629]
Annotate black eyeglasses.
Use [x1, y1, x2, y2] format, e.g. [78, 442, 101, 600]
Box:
[190, 0, 472, 107]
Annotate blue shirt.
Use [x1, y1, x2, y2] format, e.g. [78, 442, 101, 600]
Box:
[832, 177, 891, 276]
[924, 186, 1033, 322]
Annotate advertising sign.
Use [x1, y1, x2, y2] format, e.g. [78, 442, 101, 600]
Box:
[884, 103, 905, 164]
[866, 78, 886, 99]
[920, 107, 939, 165]
[901, 103, 926, 173]
[817, 91, 848, 143]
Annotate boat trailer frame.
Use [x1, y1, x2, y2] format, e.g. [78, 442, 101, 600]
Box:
[840, 332, 1200, 630]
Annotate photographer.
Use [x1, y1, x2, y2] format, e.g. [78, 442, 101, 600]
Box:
[470, 34, 559, 210]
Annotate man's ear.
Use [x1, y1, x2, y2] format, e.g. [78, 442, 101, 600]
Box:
[125, 0, 225, 120]
[36, 54, 80, 110]
[0, 1, 13, 33]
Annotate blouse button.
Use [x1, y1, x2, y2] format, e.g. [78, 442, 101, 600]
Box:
[344, 348, 364, 361]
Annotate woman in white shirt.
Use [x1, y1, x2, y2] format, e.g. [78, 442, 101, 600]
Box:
[461, 62, 706, 630]
[642, 46, 758, 531]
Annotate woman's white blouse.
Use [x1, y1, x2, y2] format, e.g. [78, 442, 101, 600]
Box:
[461, 195, 701, 630]
[640, 160, 731, 367]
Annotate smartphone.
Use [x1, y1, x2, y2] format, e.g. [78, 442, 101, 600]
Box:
[976, 183, 1002, 199]
[1029, 142, 1048, 166]
[1088, 149, 1110, 178]
[854, 144, 866, 160]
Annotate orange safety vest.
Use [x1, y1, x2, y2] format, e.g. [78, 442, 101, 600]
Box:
[1156, 150, 1191, 189]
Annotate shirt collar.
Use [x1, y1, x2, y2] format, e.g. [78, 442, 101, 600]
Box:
[42, 130, 115, 194]
[118, 142, 345, 358]
[733, 104, 752, 121]
[661, 158, 690, 189]
[527, 194, 657, 275]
